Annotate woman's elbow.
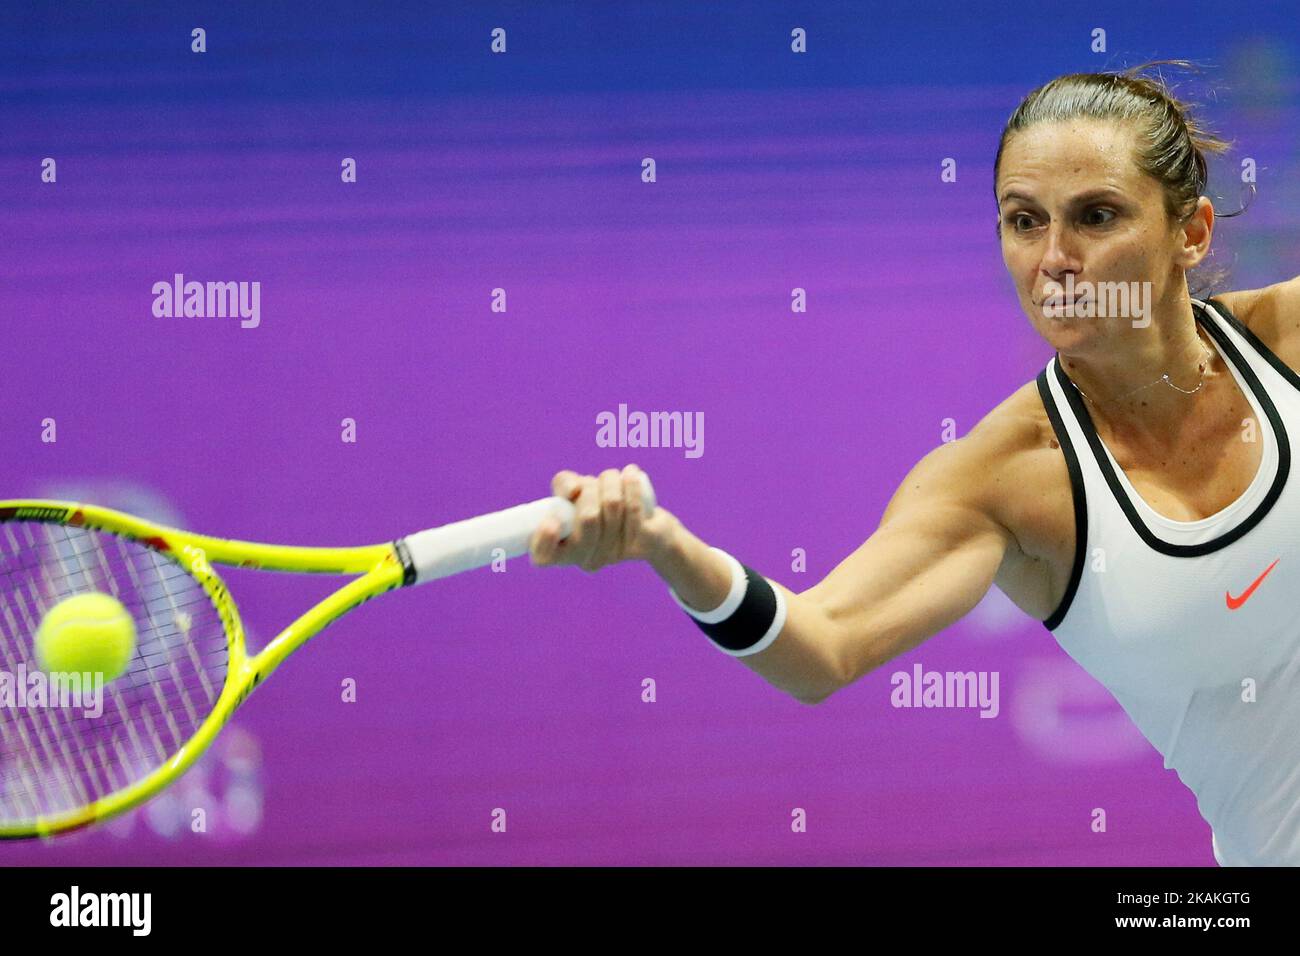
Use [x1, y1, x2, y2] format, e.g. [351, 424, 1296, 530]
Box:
[793, 626, 876, 705]
[794, 687, 834, 706]
[792, 650, 852, 705]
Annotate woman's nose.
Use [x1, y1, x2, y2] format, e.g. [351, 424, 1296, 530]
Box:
[1039, 222, 1081, 272]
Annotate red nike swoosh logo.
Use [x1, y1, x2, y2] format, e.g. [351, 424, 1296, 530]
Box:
[1226, 559, 1280, 610]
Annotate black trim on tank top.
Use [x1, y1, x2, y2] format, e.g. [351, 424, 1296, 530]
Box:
[1036, 369, 1089, 630]
[1050, 299, 1291, 558]
[1205, 295, 1300, 395]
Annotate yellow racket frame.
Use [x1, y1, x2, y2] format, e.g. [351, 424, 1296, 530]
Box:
[0, 499, 407, 839]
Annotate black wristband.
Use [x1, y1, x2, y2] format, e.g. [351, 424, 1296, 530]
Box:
[668, 547, 787, 656]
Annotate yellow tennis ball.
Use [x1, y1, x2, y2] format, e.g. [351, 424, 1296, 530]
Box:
[35, 593, 136, 682]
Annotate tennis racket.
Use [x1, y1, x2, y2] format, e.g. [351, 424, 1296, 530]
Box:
[0, 474, 656, 838]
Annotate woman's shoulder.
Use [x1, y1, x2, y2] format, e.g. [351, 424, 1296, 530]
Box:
[1213, 278, 1300, 365]
[966, 378, 1057, 455]
[953, 379, 1075, 585]
[957, 379, 1071, 513]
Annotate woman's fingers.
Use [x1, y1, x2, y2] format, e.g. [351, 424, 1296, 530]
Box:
[585, 468, 623, 570]
[530, 466, 659, 570]
[551, 469, 582, 502]
[573, 474, 604, 571]
[617, 464, 645, 560]
[529, 512, 558, 565]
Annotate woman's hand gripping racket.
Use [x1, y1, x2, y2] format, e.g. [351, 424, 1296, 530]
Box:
[0, 470, 655, 838]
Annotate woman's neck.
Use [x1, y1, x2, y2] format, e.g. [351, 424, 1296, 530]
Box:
[1059, 293, 1218, 444]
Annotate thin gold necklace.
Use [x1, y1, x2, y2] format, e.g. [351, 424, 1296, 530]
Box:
[1068, 334, 1214, 408]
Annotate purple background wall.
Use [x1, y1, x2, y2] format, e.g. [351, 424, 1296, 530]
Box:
[3, 2, 1299, 865]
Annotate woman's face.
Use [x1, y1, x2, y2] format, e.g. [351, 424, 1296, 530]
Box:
[995, 118, 1193, 352]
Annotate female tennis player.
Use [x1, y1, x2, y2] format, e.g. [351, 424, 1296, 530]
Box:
[529, 61, 1300, 866]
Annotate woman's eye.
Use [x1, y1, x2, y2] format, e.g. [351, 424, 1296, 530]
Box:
[1012, 214, 1036, 231]
[1085, 208, 1117, 225]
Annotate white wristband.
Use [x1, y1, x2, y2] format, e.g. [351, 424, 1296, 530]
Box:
[669, 547, 747, 622]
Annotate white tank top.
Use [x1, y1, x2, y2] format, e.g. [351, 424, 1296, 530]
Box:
[1038, 296, 1300, 866]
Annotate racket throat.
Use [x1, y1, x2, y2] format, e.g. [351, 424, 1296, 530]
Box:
[393, 537, 419, 586]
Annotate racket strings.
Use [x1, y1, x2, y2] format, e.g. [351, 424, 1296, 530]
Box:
[0, 521, 229, 825]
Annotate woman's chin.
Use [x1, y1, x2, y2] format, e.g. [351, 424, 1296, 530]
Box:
[1032, 313, 1104, 350]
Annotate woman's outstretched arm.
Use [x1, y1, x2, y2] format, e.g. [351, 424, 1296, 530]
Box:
[529, 444, 1018, 705]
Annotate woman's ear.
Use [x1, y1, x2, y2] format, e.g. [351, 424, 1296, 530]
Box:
[1178, 196, 1214, 269]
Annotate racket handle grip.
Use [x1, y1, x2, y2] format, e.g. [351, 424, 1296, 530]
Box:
[402, 472, 657, 584]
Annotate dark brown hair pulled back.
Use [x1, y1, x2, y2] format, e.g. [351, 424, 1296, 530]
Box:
[994, 59, 1249, 295]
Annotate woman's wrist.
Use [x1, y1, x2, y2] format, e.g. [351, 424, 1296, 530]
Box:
[646, 518, 733, 614]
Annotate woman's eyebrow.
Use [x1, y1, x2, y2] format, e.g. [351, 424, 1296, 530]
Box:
[999, 187, 1126, 208]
